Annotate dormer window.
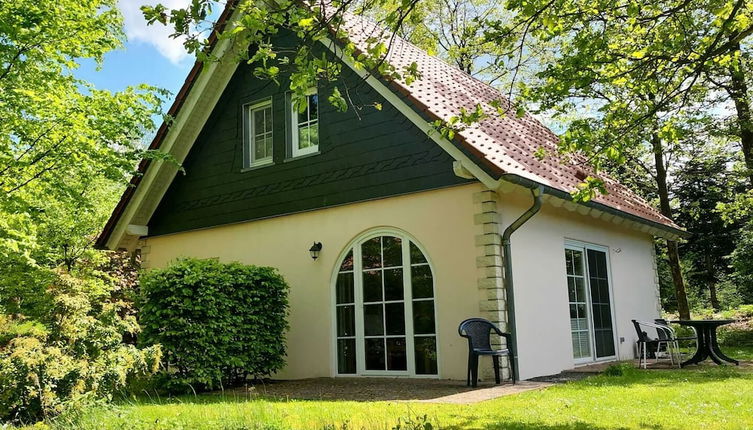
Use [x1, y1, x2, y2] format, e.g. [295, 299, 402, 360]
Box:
[243, 99, 273, 169]
[290, 88, 319, 157]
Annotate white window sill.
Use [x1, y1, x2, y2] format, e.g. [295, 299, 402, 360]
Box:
[241, 159, 274, 172]
[284, 150, 320, 163]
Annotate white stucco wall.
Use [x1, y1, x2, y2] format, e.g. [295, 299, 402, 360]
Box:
[143, 184, 483, 380]
[499, 189, 660, 379]
[141, 182, 660, 381]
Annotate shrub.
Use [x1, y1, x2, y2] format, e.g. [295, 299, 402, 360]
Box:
[0, 270, 161, 424]
[603, 363, 635, 377]
[139, 258, 290, 391]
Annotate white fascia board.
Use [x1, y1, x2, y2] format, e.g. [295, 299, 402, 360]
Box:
[106, 20, 242, 250]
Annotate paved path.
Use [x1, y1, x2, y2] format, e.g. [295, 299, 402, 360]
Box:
[414, 381, 552, 404]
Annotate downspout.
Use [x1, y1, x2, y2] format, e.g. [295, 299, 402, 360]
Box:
[501, 183, 544, 381]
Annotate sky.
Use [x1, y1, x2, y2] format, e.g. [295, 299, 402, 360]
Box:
[76, 0, 196, 118]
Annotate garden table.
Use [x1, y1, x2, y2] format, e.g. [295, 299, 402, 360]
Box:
[670, 320, 739, 367]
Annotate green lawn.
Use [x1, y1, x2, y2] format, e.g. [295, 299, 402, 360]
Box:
[49, 363, 753, 430]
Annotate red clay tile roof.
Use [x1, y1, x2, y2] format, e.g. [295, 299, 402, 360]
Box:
[338, 13, 681, 231]
[97, 5, 681, 248]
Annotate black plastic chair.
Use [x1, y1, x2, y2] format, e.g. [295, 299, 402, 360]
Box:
[458, 318, 515, 387]
[632, 319, 680, 368]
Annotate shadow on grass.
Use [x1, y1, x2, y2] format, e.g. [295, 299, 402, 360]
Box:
[444, 420, 636, 430]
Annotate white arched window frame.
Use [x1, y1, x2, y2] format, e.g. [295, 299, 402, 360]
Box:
[330, 228, 439, 377]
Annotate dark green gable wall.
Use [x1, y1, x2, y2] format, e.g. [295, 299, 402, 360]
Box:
[148, 42, 472, 236]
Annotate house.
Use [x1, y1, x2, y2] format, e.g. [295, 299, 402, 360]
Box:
[97, 7, 686, 381]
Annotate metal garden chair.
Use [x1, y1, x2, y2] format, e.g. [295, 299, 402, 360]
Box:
[458, 318, 516, 387]
[632, 319, 684, 368]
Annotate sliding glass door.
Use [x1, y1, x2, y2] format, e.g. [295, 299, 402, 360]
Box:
[565, 242, 616, 363]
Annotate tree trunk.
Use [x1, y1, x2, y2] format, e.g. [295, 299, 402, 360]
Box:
[705, 252, 721, 311]
[728, 42, 753, 187]
[651, 129, 691, 319]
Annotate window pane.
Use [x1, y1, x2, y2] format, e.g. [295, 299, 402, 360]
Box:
[254, 108, 265, 133]
[337, 305, 355, 337]
[308, 123, 319, 148]
[413, 301, 435, 335]
[263, 107, 273, 133]
[385, 302, 405, 335]
[383, 236, 402, 267]
[337, 339, 356, 374]
[572, 331, 591, 359]
[336, 272, 354, 304]
[414, 336, 438, 375]
[384, 268, 404, 301]
[309, 94, 318, 119]
[298, 125, 311, 149]
[411, 265, 433, 299]
[263, 135, 273, 158]
[572, 250, 584, 276]
[365, 338, 385, 370]
[410, 242, 427, 264]
[364, 304, 384, 336]
[361, 237, 382, 269]
[362, 270, 382, 302]
[339, 250, 353, 271]
[567, 277, 576, 302]
[386, 338, 407, 371]
[297, 97, 308, 123]
[574, 277, 586, 303]
[254, 138, 266, 159]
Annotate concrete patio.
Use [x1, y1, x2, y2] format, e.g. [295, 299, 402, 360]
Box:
[229, 378, 552, 404]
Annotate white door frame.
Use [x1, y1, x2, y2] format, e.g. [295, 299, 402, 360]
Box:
[564, 240, 619, 365]
[330, 227, 440, 378]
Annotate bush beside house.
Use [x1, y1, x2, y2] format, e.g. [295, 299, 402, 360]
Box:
[0, 267, 161, 424]
[138, 258, 290, 392]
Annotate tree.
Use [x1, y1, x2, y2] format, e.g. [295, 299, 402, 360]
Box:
[673, 143, 747, 309]
[0, 0, 165, 227]
[0, 2, 167, 421]
[487, 0, 753, 185]
[375, 0, 509, 80]
[705, 43, 753, 186]
[499, 12, 710, 317]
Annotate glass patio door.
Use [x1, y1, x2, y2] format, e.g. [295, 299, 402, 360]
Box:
[361, 236, 408, 372]
[565, 242, 616, 363]
[334, 231, 438, 376]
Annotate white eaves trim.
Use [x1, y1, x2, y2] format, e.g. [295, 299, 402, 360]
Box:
[105, 13, 243, 251]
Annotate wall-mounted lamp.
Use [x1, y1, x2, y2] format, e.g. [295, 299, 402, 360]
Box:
[309, 242, 323, 260]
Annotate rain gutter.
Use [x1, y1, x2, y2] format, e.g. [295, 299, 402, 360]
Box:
[498, 174, 689, 240]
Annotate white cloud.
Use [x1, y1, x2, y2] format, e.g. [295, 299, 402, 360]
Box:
[119, 0, 193, 65]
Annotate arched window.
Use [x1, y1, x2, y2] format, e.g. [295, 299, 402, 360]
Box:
[334, 230, 438, 376]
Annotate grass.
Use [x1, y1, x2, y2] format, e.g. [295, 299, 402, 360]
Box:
[46, 364, 753, 430]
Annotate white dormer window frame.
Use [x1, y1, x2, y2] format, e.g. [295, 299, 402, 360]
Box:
[243, 98, 274, 169]
[290, 87, 319, 158]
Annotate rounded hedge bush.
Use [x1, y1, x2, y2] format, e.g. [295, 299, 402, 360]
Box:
[139, 258, 289, 391]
